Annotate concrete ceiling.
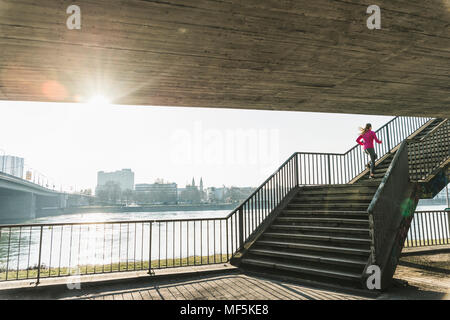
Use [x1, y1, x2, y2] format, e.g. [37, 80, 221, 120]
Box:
[0, 0, 449, 117]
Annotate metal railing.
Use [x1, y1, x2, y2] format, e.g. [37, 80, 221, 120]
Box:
[408, 120, 450, 181]
[0, 151, 299, 283]
[0, 217, 232, 283]
[0, 116, 439, 283]
[296, 116, 431, 185]
[405, 210, 450, 248]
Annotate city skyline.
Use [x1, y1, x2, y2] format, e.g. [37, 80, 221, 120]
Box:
[0, 100, 393, 192]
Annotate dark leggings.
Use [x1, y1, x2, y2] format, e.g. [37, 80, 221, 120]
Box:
[365, 148, 377, 175]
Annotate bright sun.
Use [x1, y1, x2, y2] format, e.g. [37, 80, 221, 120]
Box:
[88, 95, 110, 107]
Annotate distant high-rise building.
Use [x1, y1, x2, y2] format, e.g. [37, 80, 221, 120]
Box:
[0, 155, 24, 178]
[192, 177, 195, 187]
[200, 177, 203, 192]
[97, 169, 134, 191]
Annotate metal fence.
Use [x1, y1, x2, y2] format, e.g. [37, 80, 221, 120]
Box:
[296, 116, 431, 185]
[0, 217, 234, 283]
[404, 210, 450, 248]
[0, 116, 443, 283]
[0, 152, 298, 283]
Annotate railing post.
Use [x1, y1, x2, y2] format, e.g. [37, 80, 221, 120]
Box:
[36, 225, 43, 285]
[238, 206, 244, 250]
[327, 154, 331, 184]
[386, 126, 391, 152]
[295, 154, 299, 186]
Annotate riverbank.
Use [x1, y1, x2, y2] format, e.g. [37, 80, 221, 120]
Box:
[37, 203, 237, 218]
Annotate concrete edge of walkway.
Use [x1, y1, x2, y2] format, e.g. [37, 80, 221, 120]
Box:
[240, 270, 380, 299]
[401, 245, 450, 256]
[0, 263, 239, 299]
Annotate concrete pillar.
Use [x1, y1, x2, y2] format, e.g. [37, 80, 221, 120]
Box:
[28, 193, 36, 219]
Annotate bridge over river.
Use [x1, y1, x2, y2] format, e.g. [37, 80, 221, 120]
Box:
[0, 172, 90, 220]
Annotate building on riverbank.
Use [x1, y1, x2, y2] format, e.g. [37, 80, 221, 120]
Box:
[135, 182, 177, 204]
[97, 169, 134, 191]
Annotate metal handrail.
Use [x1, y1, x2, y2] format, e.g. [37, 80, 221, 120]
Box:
[408, 119, 450, 181]
[295, 116, 432, 185]
[0, 115, 436, 284]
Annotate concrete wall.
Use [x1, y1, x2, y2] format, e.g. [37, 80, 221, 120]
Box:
[0, 192, 36, 221]
[0, 190, 66, 222]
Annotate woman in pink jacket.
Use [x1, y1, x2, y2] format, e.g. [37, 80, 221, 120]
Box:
[356, 123, 382, 179]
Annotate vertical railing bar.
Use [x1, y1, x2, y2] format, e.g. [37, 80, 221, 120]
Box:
[134, 223, 137, 270]
[420, 213, 426, 246]
[194, 221, 196, 266]
[187, 221, 190, 266]
[119, 223, 122, 271]
[226, 218, 229, 261]
[214, 220, 216, 264]
[149, 222, 153, 273]
[200, 220, 203, 265]
[58, 226, 63, 277]
[166, 221, 168, 268]
[433, 212, 441, 244]
[77, 225, 82, 273]
[68, 225, 73, 275]
[110, 224, 113, 272]
[437, 212, 443, 245]
[444, 211, 450, 244]
[220, 219, 223, 263]
[172, 221, 175, 268]
[5, 227, 12, 281]
[126, 223, 130, 271]
[36, 226, 43, 284]
[84, 225, 89, 274]
[26, 227, 32, 279]
[207, 220, 210, 264]
[158, 222, 161, 268]
[412, 214, 419, 247]
[179, 221, 182, 267]
[93, 225, 98, 274]
[103, 224, 106, 273]
[16, 227, 22, 280]
[46, 227, 52, 277]
[141, 223, 144, 270]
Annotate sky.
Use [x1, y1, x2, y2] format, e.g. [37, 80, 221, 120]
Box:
[0, 100, 393, 192]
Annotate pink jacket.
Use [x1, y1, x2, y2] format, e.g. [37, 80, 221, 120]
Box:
[356, 130, 382, 149]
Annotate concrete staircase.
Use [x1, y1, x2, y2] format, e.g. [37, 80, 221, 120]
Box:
[234, 117, 449, 290]
[239, 157, 393, 288]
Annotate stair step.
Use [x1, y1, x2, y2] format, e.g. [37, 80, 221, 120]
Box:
[293, 195, 374, 202]
[241, 258, 362, 280]
[287, 203, 369, 209]
[276, 217, 369, 224]
[256, 240, 371, 256]
[282, 210, 367, 217]
[270, 224, 370, 235]
[263, 232, 371, 244]
[248, 249, 368, 267]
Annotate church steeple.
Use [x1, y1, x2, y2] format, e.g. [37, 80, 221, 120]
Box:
[192, 177, 195, 187]
[200, 177, 203, 192]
